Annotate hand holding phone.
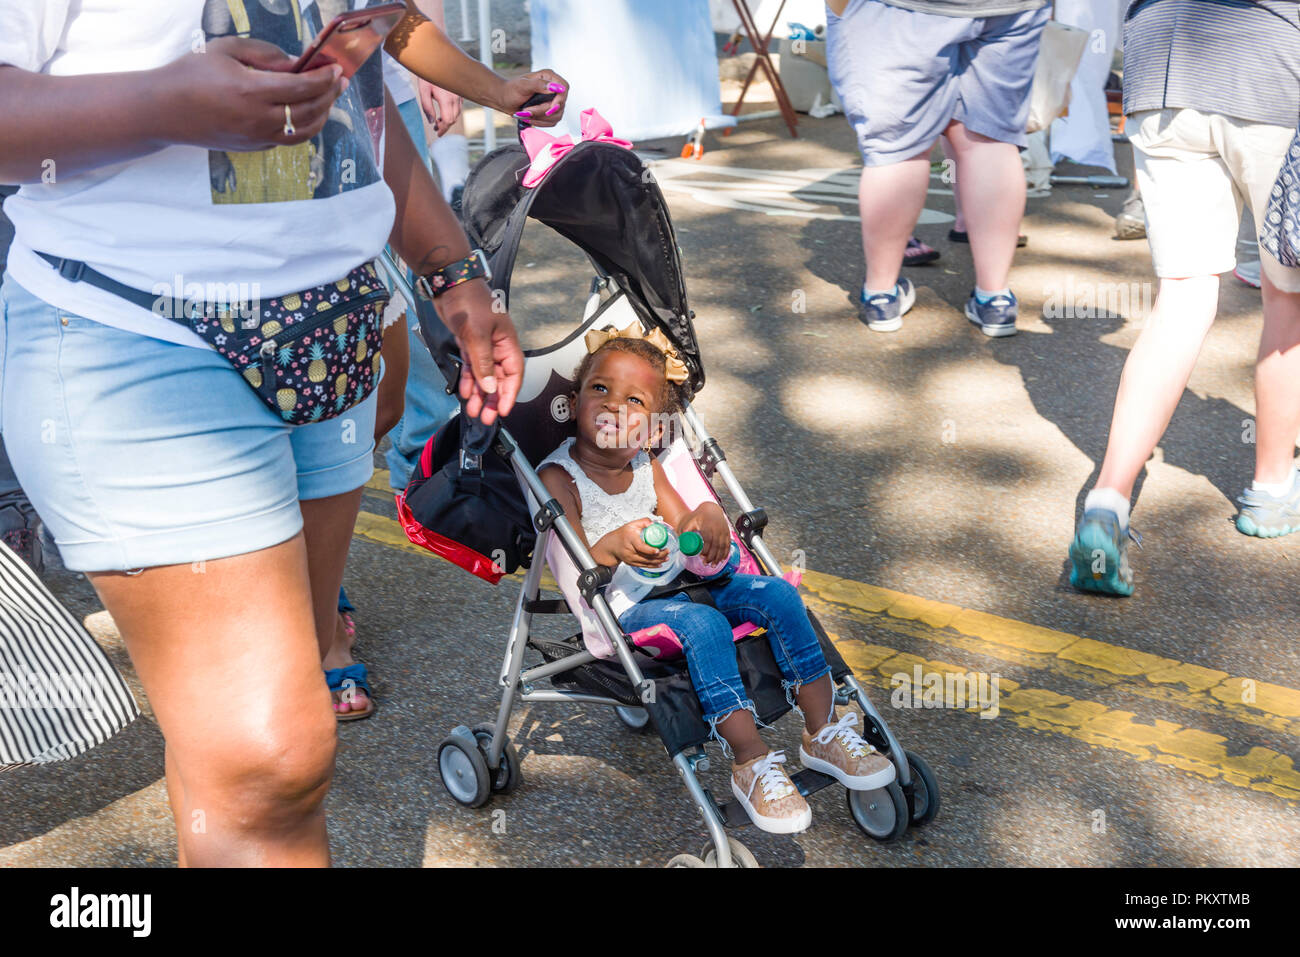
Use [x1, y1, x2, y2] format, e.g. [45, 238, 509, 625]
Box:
[291, 3, 407, 77]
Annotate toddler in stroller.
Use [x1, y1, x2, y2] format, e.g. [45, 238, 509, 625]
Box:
[398, 122, 938, 864]
[538, 331, 895, 833]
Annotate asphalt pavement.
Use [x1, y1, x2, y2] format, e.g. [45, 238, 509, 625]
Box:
[3, 108, 1298, 868]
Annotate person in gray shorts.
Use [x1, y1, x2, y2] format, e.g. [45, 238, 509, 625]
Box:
[826, 0, 1050, 336]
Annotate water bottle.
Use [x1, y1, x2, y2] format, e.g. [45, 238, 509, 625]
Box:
[679, 531, 741, 579]
[605, 522, 683, 616]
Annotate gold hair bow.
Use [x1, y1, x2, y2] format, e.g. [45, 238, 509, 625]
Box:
[583, 324, 690, 384]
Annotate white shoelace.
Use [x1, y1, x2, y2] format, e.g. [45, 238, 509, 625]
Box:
[744, 750, 795, 802]
[813, 712, 871, 759]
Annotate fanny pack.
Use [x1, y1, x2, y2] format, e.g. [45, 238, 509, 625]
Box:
[36, 253, 390, 425]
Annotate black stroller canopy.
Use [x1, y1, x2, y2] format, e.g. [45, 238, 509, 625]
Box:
[460, 140, 702, 389]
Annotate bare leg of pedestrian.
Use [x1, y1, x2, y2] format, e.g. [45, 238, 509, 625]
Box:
[943, 135, 967, 235]
[306, 489, 371, 719]
[1234, 272, 1300, 535]
[1069, 275, 1219, 594]
[945, 121, 1025, 296]
[1251, 274, 1300, 487]
[90, 539, 336, 867]
[858, 153, 932, 295]
[1094, 276, 1221, 501]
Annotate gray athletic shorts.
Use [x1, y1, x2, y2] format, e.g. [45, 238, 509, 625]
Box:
[826, 0, 1050, 166]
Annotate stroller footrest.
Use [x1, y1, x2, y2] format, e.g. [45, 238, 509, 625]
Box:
[790, 768, 837, 797]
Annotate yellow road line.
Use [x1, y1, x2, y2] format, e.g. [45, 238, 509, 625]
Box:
[831, 634, 1300, 804]
[351, 507, 1300, 802]
[354, 499, 1300, 734]
[365, 471, 394, 494]
[798, 570, 1300, 738]
[351, 506, 1300, 737]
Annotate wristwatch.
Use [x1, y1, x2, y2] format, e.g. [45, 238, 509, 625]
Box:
[415, 249, 492, 300]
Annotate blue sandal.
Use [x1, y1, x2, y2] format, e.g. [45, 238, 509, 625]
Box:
[326, 662, 375, 721]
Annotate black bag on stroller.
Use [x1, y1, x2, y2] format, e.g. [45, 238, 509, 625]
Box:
[396, 411, 535, 583]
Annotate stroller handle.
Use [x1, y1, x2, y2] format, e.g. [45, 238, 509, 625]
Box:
[515, 91, 557, 135]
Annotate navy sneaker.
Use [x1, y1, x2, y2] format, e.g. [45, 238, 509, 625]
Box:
[1068, 508, 1139, 597]
[1235, 470, 1300, 537]
[965, 289, 1018, 337]
[858, 276, 915, 333]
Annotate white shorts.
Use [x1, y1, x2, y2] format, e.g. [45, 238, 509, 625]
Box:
[1129, 108, 1300, 291]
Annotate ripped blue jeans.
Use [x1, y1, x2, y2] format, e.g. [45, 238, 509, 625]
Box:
[618, 574, 832, 736]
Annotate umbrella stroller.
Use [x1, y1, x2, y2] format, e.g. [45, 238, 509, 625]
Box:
[388, 133, 939, 867]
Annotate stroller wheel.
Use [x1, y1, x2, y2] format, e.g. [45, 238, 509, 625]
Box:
[846, 780, 909, 843]
[700, 837, 760, 868]
[437, 728, 492, 808]
[612, 705, 652, 733]
[472, 725, 523, 795]
[904, 750, 940, 827]
[665, 853, 707, 868]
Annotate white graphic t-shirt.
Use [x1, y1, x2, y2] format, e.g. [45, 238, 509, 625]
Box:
[0, 0, 398, 347]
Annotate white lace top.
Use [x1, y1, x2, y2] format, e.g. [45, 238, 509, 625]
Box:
[539, 438, 658, 545]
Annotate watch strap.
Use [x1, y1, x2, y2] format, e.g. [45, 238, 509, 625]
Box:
[416, 249, 491, 299]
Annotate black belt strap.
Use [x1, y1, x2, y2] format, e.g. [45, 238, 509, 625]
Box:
[36, 251, 166, 314]
[34, 251, 243, 321]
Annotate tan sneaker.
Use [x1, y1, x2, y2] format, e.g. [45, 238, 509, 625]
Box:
[731, 750, 812, 833]
[800, 712, 896, 790]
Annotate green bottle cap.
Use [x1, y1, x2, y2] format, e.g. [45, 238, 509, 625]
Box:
[641, 522, 670, 549]
[678, 531, 704, 556]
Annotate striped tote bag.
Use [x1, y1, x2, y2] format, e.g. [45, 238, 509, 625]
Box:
[0, 543, 139, 771]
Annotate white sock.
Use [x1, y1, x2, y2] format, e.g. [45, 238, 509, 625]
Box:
[1251, 468, 1298, 498]
[863, 283, 898, 298]
[1084, 487, 1131, 528]
[975, 286, 1011, 303]
[430, 133, 469, 203]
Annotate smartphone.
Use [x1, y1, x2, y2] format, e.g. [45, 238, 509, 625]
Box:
[290, 3, 407, 76]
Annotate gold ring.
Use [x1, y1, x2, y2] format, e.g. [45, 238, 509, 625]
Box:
[283, 104, 295, 137]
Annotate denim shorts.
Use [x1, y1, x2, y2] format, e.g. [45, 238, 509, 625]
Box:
[826, 0, 1050, 165]
[0, 274, 377, 572]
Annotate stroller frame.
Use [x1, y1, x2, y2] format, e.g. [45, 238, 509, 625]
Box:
[381, 255, 937, 866]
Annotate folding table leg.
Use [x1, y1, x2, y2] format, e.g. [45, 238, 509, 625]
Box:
[726, 0, 799, 138]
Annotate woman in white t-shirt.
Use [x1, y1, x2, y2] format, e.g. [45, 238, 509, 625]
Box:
[0, 1, 523, 866]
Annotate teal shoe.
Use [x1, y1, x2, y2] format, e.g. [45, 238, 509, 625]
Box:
[1068, 508, 1138, 596]
[1235, 471, 1300, 537]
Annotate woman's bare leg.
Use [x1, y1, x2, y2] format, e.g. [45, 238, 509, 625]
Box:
[859, 153, 933, 293]
[375, 315, 410, 444]
[944, 120, 1025, 292]
[1095, 277, 1220, 498]
[304, 488, 369, 716]
[89, 536, 335, 867]
[1254, 273, 1300, 484]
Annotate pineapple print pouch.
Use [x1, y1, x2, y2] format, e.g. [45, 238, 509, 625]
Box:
[31, 253, 389, 425]
[196, 262, 390, 424]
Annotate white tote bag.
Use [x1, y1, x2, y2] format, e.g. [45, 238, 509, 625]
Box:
[1026, 10, 1090, 134]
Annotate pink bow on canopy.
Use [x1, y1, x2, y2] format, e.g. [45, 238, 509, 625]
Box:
[519, 108, 633, 188]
